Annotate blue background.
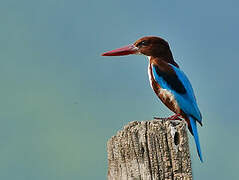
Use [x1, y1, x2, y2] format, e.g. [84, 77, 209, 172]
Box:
[0, 0, 238, 179]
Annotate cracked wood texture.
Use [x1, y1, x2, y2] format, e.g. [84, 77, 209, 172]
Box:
[107, 119, 192, 180]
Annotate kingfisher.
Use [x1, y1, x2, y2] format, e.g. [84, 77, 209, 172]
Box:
[102, 36, 203, 162]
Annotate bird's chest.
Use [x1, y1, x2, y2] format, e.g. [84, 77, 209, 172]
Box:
[147, 62, 180, 113]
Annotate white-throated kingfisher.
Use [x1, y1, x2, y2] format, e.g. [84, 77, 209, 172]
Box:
[102, 36, 203, 162]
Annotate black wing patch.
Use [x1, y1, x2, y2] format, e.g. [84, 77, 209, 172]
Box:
[153, 65, 187, 94]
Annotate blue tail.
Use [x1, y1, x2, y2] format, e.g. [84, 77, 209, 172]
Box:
[189, 116, 203, 162]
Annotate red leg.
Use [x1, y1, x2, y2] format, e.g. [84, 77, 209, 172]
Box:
[154, 114, 182, 121]
[168, 114, 182, 120]
[153, 116, 165, 120]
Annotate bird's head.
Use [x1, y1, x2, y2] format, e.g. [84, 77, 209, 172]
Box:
[102, 36, 173, 59]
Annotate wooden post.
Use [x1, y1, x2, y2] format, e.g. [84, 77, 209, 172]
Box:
[107, 119, 192, 180]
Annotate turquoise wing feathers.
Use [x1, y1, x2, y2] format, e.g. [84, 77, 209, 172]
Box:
[152, 63, 203, 162]
[152, 64, 202, 124]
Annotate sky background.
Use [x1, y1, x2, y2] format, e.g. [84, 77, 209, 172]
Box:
[0, 0, 239, 179]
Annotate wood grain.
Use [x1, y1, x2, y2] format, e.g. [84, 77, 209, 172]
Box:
[107, 119, 192, 180]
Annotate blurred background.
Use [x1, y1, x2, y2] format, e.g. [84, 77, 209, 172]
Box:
[0, 0, 238, 179]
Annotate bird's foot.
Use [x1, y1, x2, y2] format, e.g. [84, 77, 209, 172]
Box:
[167, 114, 182, 121]
[154, 114, 183, 121]
[153, 116, 166, 120]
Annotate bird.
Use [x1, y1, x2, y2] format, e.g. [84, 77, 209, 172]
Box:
[102, 36, 203, 162]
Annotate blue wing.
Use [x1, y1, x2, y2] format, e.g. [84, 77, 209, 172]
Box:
[152, 63, 203, 162]
[152, 64, 202, 124]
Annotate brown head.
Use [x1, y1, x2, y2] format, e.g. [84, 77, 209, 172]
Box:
[102, 36, 178, 66]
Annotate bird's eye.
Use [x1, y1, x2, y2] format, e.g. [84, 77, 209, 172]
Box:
[137, 40, 149, 47]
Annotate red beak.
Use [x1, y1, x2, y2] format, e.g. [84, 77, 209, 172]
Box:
[101, 44, 138, 56]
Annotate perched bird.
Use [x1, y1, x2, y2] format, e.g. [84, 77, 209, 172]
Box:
[102, 36, 203, 162]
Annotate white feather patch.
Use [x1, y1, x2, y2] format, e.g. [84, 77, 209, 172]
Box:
[147, 57, 153, 89]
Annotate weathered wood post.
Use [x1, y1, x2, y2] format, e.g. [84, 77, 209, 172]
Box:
[107, 119, 192, 180]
